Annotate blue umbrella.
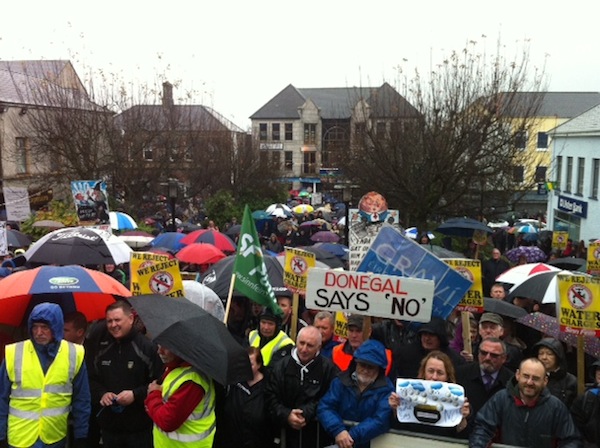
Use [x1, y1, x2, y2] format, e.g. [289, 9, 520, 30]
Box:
[251, 210, 270, 220]
[313, 242, 349, 258]
[435, 217, 492, 238]
[150, 232, 186, 251]
[109, 211, 138, 231]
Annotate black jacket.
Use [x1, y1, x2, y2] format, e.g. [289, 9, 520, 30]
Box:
[534, 338, 578, 408]
[265, 352, 338, 448]
[89, 328, 163, 433]
[482, 258, 510, 296]
[455, 361, 513, 437]
[470, 376, 582, 448]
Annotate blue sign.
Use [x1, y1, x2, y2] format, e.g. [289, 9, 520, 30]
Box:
[557, 195, 587, 218]
[357, 226, 472, 321]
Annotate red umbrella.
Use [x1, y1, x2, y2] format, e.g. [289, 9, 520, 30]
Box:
[0, 265, 131, 325]
[175, 243, 226, 265]
[180, 229, 237, 252]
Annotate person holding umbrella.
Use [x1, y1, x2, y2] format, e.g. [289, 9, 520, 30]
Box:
[0, 303, 90, 448]
[145, 344, 215, 448]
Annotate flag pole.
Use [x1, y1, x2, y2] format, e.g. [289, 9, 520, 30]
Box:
[223, 273, 236, 325]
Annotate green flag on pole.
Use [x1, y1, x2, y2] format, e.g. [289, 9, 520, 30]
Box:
[233, 205, 282, 315]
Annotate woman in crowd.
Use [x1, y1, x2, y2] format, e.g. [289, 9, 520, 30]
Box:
[389, 351, 470, 437]
[534, 337, 577, 408]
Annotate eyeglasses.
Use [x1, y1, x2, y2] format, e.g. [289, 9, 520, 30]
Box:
[479, 349, 504, 359]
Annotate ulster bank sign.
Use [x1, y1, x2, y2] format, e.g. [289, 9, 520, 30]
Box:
[558, 195, 587, 218]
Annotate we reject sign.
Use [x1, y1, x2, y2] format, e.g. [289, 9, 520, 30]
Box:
[305, 268, 434, 322]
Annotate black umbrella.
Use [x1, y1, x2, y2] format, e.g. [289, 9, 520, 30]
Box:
[435, 218, 492, 238]
[224, 224, 242, 237]
[7, 229, 31, 248]
[201, 254, 291, 299]
[299, 246, 345, 269]
[128, 295, 252, 385]
[548, 257, 587, 271]
[483, 297, 527, 319]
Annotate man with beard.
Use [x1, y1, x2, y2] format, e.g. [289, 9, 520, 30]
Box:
[470, 358, 582, 448]
[318, 339, 393, 448]
[456, 338, 513, 437]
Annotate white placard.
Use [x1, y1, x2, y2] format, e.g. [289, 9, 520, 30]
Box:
[3, 187, 31, 221]
[305, 268, 434, 322]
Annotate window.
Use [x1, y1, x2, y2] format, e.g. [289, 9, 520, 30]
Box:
[15, 137, 28, 174]
[284, 151, 293, 171]
[259, 123, 267, 141]
[591, 158, 599, 198]
[271, 151, 281, 169]
[143, 145, 153, 161]
[376, 121, 387, 137]
[537, 132, 548, 150]
[566, 157, 573, 192]
[556, 156, 562, 191]
[272, 123, 280, 141]
[514, 131, 527, 149]
[513, 165, 524, 183]
[577, 157, 585, 195]
[304, 124, 316, 144]
[285, 123, 293, 140]
[535, 166, 547, 182]
[302, 151, 316, 174]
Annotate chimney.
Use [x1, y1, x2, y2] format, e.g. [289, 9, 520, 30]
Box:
[162, 81, 174, 107]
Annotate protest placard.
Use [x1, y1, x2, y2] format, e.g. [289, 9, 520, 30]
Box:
[283, 246, 316, 294]
[444, 259, 483, 313]
[130, 252, 184, 298]
[557, 272, 600, 336]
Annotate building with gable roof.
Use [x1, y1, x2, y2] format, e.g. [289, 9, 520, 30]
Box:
[250, 83, 419, 198]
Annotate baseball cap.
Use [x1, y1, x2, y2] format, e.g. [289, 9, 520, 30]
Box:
[479, 312, 503, 326]
[347, 314, 364, 330]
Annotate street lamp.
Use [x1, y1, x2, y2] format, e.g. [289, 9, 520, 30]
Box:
[168, 179, 178, 232]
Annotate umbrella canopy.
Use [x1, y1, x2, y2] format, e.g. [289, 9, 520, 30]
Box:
[0, 265, 130, 325]
[24, 227, 132, 266]
[517, 312, 600, 358]
[300, 219, 332, 230]
[175, 243, 226, 265]
[404, 227, 435, 240]
[297, 246, 345, 269]
[292, 204, 314, 214]
[180, 229, 236, 253]
[505, 246, 548, 263]
[548, 257, 587, 271]
[251, 210, 271, 220]
[109, 211, 138, 231]
[313, 242, 349, 258]
[515, 223, 538, 234]
[182, 280, 224, 321]
[151, 232, 186, 251]
[128, 295, 252, 385]
[495, 262, 561, 287]
[7, 229, 32, 248]
[435, 217, 492, 238]
[117, 230, 155, 249]
[310, 231, 340, 243]
[201, 255, 291, 299]
[31, 220, 65, 229]
[266, 203, 292, 214]
[224, 224, 242, 237]
[483, 297, 527, 319]
[507, 270, 577, 304]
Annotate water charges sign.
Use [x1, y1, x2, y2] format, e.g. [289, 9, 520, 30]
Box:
[305, 268, 434, 322]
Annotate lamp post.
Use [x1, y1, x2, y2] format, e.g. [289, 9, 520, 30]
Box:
[168, 179, 178, 232]
[343, 186, 352, 246]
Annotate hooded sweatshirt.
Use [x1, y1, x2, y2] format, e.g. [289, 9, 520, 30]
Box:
[534, 338, 577, 408]
[0, 302, 91, 442]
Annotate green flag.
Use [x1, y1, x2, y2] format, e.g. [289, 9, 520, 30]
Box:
[233, 205, 282, 315]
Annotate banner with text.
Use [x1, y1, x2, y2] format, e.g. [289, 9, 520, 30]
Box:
[356, 225, 472, 320]
[306, 268, 434, 322]
[587, 241, 600, 276]
[283, 247, 316, 294]
[3, 187, 31, 221]
[444, 259, 483, 313]
[557, 272, 600, 336]
[130, 252, 184, 298]
[552, 231, 569, 252]
[71, 180, 110, 226]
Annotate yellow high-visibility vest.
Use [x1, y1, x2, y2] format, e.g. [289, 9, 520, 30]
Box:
[5, 339, 84, 447]
[248, 329, 294, 366]
[153, 366, 215, 448]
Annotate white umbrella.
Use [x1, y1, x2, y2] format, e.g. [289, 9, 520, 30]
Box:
[495, 262, 561, 288]
[266, 203, 292, 214]
[182, 280, 224, 321]
[109, 211, 138, 231]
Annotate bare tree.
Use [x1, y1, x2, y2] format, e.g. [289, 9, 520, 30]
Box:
[340, 39, 548, 229]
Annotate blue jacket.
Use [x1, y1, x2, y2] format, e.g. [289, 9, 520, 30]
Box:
[317, 340, 393, 448]
[0, 303, 91, 447]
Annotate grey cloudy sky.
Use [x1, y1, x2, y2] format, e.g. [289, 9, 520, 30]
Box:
[2, 0, 599, 128]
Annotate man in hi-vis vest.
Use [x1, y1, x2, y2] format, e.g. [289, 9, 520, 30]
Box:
[0, 302, 90, 448]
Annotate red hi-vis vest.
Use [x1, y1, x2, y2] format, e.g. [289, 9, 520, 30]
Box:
[332, 342, 392, 375]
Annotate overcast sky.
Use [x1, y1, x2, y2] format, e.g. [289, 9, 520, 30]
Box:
[2, 0, 599, 129]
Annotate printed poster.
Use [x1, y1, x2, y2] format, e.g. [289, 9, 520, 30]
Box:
[587, 241, 600, 276]
[552, 231, 569, 252]
[395, 379, 465, 427]
[557, 272, 600, 336]
[444, 259, 483, 313]
[0, 222, 7, 256]
[3, 186, 31, 221]
[130, 252, 184, 298]
[71, 180, 110, 226]
[283, 247, 316, 294]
